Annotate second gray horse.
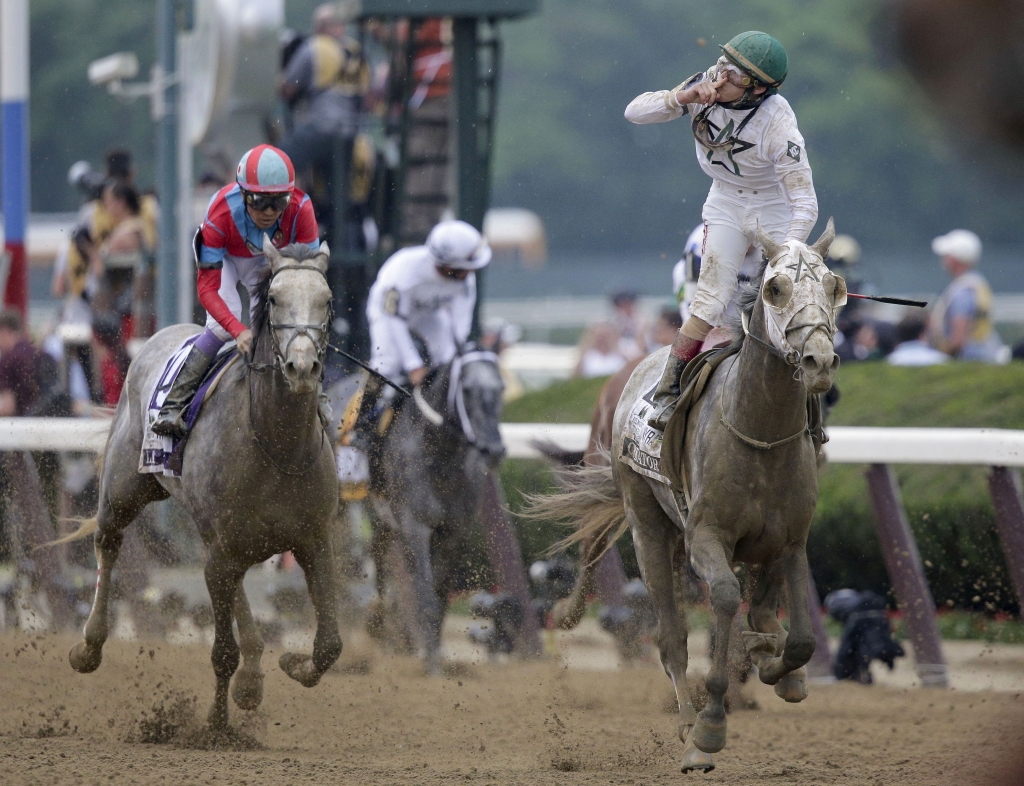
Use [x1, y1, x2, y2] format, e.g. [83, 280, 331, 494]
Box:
[369, 349, 505, 671]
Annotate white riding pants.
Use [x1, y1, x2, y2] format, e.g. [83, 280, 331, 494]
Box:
[689, 181, 792, 328]
[205, 253, 267, 341]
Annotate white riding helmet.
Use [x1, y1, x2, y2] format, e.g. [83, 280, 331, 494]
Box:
[426, 220, 492, 271]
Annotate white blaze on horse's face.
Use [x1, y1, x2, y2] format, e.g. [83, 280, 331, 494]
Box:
[264, 238, 332, 395]
[756, 219, 845, 394]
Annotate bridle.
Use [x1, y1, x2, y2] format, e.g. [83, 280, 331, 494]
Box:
[244, 263, 331, 475]
[721, 246, 839, 450]
[755, 246, 838, 369]
[246, 264, 332, 376]
[412, 350, 501, 449]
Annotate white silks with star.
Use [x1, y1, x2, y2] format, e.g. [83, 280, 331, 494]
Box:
[624, 70, 818, 244]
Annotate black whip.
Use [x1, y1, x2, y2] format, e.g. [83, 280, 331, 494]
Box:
[327, 344, 411, 397]
[847, 293, 928, 308]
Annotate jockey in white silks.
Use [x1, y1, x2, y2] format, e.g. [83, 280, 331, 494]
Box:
[626, 31, 819, 428]
[349, 219, 492, 452]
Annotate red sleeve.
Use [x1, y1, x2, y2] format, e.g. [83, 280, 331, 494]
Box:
[197, 267, 247, 339]
[294, 197, 319, 244]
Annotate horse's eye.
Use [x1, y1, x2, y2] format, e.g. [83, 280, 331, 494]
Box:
[269, 296, 277, 306]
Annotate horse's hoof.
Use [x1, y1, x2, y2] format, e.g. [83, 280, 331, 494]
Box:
[678, 722, 694, 743]
[680, 738, 716, 773]
[691, 713, 727, 754]
[69, 642, 102, 673]
[279, 652, 322, 688]
[232, 668, 265, 710]
[775, 669, 809, 703]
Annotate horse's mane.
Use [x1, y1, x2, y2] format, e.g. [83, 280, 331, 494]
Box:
[250, 243, 324, 341]
[724, 254, 770, 344]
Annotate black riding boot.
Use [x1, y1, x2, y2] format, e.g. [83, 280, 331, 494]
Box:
[646, 332, 704, 429]
[151, 345, 218, 439]
[347, 374, 383, 454]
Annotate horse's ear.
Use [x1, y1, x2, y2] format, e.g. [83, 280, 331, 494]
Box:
[756, 221, 782, 263]
[314, 241, 330, 274]
[263, 234, 283, 272]
[810, 217, 836, 259]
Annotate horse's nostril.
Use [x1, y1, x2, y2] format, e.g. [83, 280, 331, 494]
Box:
[829, 353, 840, 373]
[311, 360, 323, 378]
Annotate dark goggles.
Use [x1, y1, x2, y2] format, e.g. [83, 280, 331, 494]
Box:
[243, 190, 291, 212]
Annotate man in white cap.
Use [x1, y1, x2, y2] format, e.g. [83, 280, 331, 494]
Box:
[927, 229, 1006, 362]
[348, 219, 491, 451]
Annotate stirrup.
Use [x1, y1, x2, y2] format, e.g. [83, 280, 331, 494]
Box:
[151, 412, 188, 440]
[647, 397, 678, 430]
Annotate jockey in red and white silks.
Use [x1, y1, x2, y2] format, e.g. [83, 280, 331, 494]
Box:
[151, 144, 321, 439]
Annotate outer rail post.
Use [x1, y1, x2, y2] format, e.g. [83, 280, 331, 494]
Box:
[865, 463, 947, 687]
[481, 471, 542, 656]
[987, 467, 1024, 616]
[805, 570, 834, 681]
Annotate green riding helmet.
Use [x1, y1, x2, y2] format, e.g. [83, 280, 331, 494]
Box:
[720, 31, 788, 88]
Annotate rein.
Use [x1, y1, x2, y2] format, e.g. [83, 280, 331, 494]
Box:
[244, 262, 330, 476]
[718, 347, 810, 451]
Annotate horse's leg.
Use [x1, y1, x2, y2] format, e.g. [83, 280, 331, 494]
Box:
[280, 544, 343, 687]
[231, 578, 265, 711]
[204, 547, 247, 729]
[70, 475, 163, 673]
[399, 518, 444, 674]
[687, 526, 741, 755]
[752, 549, 815, 702]
[626, 491, 714, 773]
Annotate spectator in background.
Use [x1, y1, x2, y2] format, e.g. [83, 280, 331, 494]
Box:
[280, 2, 369, 241]
[610, 290, 649, 359]
[927, 230, 1008, 362]
[91, 315, 131, 407]
[0, 310, 43, 417]
[887, 314, 949, 366]
[575, 323, 628, 378]
[651, 306, 683, 349]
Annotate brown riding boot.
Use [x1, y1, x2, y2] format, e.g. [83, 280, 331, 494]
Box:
[647, 332, 704, 429]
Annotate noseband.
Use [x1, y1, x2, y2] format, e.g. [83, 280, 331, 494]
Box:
[248, 264, 331, 375]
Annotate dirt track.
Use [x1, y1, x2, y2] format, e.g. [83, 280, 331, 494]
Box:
[1, 628, 1023, 786]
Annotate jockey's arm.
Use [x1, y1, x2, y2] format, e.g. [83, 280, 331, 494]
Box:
[380, 306, 427, 379]
[451, 276, 476, 348]
[765, 111, 818, 242]
[195, 224, 247, 340]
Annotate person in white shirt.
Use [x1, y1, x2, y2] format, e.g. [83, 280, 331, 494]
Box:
[350, 219, 491, 450]
[625, 31, 818, 427]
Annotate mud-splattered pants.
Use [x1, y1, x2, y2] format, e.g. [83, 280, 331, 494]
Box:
[689, 180, 794, 329]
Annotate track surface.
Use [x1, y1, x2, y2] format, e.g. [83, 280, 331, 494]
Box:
[1, 630, 1022, 786]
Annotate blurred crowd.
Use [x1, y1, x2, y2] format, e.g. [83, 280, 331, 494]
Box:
[573, 226, 1013, 379]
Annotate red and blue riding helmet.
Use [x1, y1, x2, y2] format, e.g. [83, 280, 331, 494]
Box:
[235, 145, 295, 194]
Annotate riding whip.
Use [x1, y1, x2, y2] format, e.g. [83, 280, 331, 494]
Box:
[327, 344, 411, 397]
[846, 293, 928, 308]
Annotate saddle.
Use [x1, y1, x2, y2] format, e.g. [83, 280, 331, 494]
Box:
[139, 337, 239, 477]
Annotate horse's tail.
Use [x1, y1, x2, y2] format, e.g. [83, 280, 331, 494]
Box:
[34, 449, 105, 550]
[520, 452, 626, 630]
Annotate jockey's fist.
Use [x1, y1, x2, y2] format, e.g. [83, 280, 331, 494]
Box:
[236, 329, 253, 356]
[676, 74, 727, 106]
[408, 366, 427, 387]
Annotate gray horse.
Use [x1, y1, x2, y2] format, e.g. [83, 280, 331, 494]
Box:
[369, 349, 505, 671]
[528, 221, 843, 773]
[62, 239, 341, 729]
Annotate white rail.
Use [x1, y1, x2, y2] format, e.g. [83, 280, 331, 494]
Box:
[3, 419, 1023, 468]
[498, 423, 1024, 467]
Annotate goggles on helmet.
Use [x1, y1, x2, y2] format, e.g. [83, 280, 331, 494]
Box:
[715, 57, 760, 89]
[243, 190, 291, 213]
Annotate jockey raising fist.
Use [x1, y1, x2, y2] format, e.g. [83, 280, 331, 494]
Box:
[625, 31, 818, 429]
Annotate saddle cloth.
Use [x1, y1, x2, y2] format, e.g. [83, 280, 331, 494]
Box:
[138, 335, 237, 477]
[620, 345, 742, 490]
